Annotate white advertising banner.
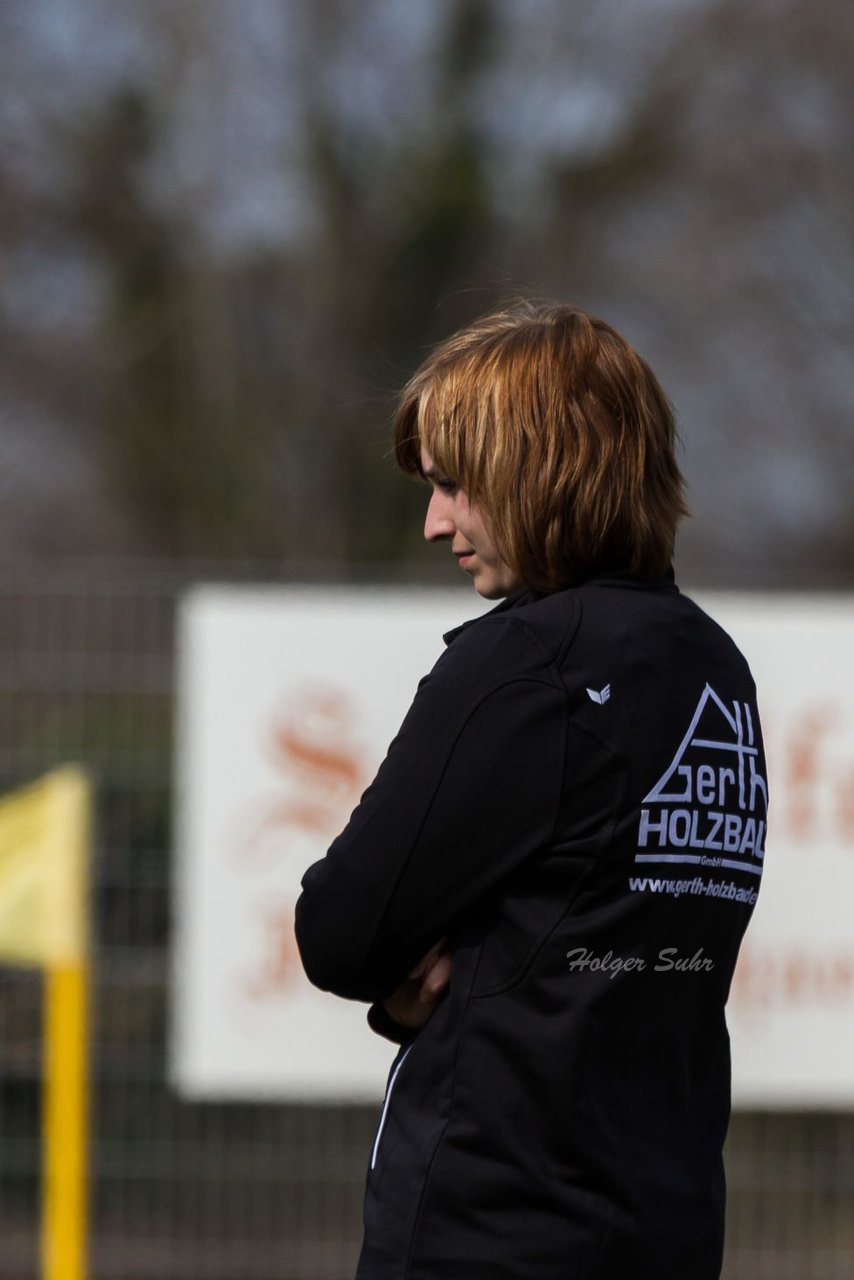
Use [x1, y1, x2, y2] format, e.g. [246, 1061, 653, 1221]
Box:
[171, 587, 854, 1107]
[702, 596, 854, 1107]
[171, 587, 491, 1100]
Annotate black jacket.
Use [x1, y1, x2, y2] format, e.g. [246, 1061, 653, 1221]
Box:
[294, 570, 768, 1280]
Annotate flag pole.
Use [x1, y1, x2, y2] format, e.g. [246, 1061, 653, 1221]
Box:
[39, 767, 92, 1280]
[42, 960, 89, 1280]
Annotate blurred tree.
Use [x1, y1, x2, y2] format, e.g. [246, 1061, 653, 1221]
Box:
[296, 0, 501, 566]
[0, 0, 851, 583]
[70, 85, 288, 559]
[54, 0, 509, 567]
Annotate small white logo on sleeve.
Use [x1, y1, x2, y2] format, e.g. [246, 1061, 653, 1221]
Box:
[587, 684, 611, 705]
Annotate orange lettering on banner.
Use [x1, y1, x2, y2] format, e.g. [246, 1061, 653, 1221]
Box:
[230, 683, 369, 869]
[227, 683, 370, 1006]
[837, 767, 854, 843]
[731, 941, 854, 1020]
[782, 950, 810, 1002]
[268, 689, 364, 795]
[243, 903, 303, 1000]
[784, 705, 836, 841]
[762, 703, 854, 848]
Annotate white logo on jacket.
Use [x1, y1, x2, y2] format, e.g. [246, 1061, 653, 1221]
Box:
[586, 684, 611, 705]
[633, 683, 768, 883]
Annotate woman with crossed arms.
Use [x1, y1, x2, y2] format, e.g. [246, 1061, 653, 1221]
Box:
[296, 300, 768, 1280]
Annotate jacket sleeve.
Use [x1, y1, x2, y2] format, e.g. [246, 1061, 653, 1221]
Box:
[293, 618, 567, 1003]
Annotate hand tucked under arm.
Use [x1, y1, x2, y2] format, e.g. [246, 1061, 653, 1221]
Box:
[380, 936, 453, 1031]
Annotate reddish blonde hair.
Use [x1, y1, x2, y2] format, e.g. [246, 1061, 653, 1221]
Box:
[393, 301, 690, 590]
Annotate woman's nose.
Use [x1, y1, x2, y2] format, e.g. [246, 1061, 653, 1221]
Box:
[424, 491, 455, 541]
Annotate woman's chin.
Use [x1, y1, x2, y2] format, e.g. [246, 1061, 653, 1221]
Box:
[473, 580, 506, 601]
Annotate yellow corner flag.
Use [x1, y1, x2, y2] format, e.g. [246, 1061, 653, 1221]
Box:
[0, 766, 92, 1280]
[0, 766, 89, 966]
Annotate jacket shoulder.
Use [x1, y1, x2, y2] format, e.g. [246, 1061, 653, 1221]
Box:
[441, 590, 582, 681]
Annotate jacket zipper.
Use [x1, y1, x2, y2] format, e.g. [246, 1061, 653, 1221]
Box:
[370, 1044, 412, 1171]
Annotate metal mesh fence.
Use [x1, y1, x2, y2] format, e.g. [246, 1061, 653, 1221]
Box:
[0, 564, 851, 1279]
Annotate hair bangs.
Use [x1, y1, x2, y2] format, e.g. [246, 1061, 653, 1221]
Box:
[395, 363, 493, 499]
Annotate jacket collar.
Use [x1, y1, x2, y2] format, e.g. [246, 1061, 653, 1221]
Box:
[442, 584, 546, 646]
[441, 566, 677, 646]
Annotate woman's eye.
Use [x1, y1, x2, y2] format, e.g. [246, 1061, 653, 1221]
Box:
[436, 478, 457, 493]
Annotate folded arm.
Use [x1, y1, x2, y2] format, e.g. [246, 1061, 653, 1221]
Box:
[293, 620, 567, 1005]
